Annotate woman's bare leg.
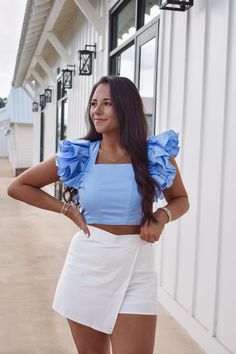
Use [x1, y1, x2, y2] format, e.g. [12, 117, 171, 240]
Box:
[110, 314, 157, 354]
[67, 319, 111, 354]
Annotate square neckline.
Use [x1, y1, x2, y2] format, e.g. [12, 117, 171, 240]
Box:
[94, 140, 132, 166]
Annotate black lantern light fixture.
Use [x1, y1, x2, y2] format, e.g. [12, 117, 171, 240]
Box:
[159, 0, 194, 11]
[62, 65, 76, 89]
[39, 93, 46, 109]
[44, 87, 53, 103]
[32, 101, 39, 112]
[78, 44, 96, 76]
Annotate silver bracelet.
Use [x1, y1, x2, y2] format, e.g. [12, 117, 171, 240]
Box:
[158, 206, 172, 223]
[61, 201, 77, 215]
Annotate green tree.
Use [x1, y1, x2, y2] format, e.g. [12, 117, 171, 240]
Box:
[0, 98, 7, 108]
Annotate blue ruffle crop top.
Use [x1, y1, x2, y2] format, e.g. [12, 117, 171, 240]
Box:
[56, 130, 179, 225]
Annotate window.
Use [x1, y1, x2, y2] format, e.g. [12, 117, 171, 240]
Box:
[109, 0, 160, 136]
[111, 0, 136, 50]
[138, 36, 157, 136]
[110, 44, 135, 82]
[138, 0, 160, 28]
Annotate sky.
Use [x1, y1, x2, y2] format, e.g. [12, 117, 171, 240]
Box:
[0, 0, 28, 98]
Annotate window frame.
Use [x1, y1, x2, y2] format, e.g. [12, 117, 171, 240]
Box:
[109, 0, 160, 76]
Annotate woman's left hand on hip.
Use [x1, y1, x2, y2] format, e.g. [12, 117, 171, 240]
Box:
[140, 220, 165, 243]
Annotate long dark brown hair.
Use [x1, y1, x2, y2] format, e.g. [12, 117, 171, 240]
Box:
[63, 75, 159, 225]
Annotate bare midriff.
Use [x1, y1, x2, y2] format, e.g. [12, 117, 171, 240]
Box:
[88, 224, 141, 235]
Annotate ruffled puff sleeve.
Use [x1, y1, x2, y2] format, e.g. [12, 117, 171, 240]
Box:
[147, 130, 179, 202]
[55, 139, 90, 196]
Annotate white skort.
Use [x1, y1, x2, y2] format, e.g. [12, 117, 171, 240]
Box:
[52, 225, 159, 334]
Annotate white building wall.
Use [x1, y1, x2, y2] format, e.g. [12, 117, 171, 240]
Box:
[31, 110, 56, 165]
[43, 96, 57, 160]
[0, 107, 8, 157]
[8, 87, 33, 124]
[0, 107, 7, 122]
[0, 133, 8, 157]
[156, 1, 236, 354]
[15, 124, 33, 168]
[4, 87, 34, 172]
[7, 132, 16, 172]
[66, 9, 99, 139]
[8, 124, 33, 174]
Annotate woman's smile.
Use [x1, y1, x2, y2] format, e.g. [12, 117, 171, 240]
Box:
[94, 118, 107, 124]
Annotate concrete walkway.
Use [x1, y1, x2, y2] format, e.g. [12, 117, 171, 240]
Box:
[0, 157, 205, 354]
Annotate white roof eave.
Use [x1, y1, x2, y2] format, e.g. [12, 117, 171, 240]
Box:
[12, 0, 54, 88]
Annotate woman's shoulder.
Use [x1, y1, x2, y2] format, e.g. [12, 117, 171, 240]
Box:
[146, 130, 179, 159]
[55, 138, 99, 188]
[146, 130, 180, 201]
[56, 138, 100, 158]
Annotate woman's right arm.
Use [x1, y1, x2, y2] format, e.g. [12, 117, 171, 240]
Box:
[7, 156, 90, 236]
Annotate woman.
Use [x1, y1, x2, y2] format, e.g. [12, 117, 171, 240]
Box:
[8, 75, 189, 354]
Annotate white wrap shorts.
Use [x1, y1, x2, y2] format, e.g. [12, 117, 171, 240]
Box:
[52, 225, 159, 334]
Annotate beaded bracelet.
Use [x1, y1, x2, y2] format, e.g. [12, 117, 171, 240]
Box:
[158, 206, 172, 223]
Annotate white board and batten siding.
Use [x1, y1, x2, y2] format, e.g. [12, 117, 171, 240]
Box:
[8, 124, 33, 171]
[65, 1, 108, 140]
[0, 107, 8, 157]
[0, 134, 8, 157]
[156, 1, 236, 354]
[64, 10, 99, 140]
[8, 87, 33, 124]
[15, 124, 33, 168]
[6, 88, 34, 173]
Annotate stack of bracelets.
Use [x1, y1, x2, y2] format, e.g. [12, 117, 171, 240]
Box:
[61, 201, 78, 215]
[158, 206, 172, 223]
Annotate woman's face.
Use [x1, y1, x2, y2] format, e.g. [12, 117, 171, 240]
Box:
[90, 83, 119, 134]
